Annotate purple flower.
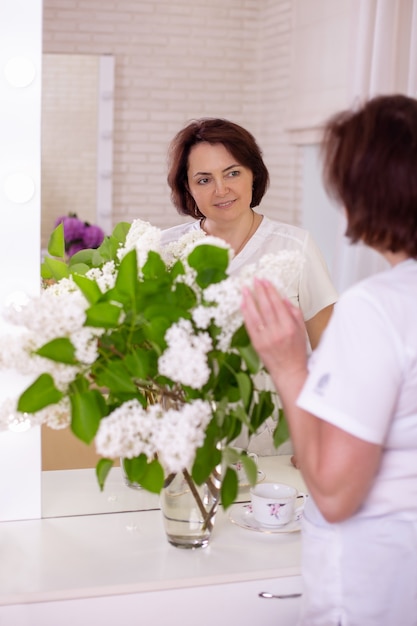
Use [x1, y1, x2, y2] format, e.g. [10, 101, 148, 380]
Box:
[55, 215, 85, 243]
[82, 224, 104, 249]
[66, 241, 85, 257]
[268, 503, 284, 518]
[54, 214, 105, 256]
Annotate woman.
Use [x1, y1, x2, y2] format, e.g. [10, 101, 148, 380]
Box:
[162, 118, 337, 455]
[162, 118, 337, 350]
[241, 94, 417, 625]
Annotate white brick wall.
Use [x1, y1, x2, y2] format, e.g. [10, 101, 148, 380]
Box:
[42, 0, 302, 233]
[257, 0, 302, 224]
[41, 54, 99, 248]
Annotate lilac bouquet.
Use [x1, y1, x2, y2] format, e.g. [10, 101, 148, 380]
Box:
[55, 213, 105, 257]
[0, 219, 300, 508]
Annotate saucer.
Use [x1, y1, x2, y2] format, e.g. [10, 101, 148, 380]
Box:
[238, 469, 265, 489]
[228, 503, 302, 534]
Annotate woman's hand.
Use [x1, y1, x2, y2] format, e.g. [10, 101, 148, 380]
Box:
[241, 278, 308, 392]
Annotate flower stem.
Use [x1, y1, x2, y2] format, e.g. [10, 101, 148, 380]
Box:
[182, 468, 218, 532]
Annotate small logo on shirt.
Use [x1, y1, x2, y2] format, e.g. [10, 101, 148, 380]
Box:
[313, 373, 330, 395]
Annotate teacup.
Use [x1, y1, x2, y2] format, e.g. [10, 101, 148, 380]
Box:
[250, 482, 306, 527]
[229, 447, 258, 485]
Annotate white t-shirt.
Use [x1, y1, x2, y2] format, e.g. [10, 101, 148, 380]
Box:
[297, 258, 417, 519]
[161, 216, 338, 321]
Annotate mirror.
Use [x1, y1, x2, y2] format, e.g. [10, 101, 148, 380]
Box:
[41, 54, 121, 514]
[39, 53, 182, 518]
[39, 53, 184, 518]
[41, 53, 114, 251]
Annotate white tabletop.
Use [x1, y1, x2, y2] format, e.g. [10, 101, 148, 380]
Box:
[0, 455, 306, 606]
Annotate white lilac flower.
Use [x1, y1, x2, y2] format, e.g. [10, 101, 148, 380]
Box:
[33, 397, 72, 429]
[194, 250, 305, 351]
[191, 305, 213, 330]
[71, 327, 103, 365]
[86, 261, 117, 293]
[239, 251, 304, 294]
[0, 333, 79, 390]
[158, 319, 212, 388]
[0, 279, 100, 388]
[161, 229, 206, 267]
[0, 278, 104, 389]
[0, 398, 26, 431]
[189, 234, 233, 256]
[153, 400, 213, 474]
[0, 396, 71, 431]
[199, 278, 243, 351]
[3, 282, 88, 343]
[94, 398, 212, 475]
[117, 219, 162, 270]
[95, 399, 158, 459]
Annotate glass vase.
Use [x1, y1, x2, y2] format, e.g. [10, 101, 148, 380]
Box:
[120, 457, 142, 490]
[160, 467, 221, 549]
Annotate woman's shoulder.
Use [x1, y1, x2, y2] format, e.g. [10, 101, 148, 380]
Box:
[160, 220, 199, 245]
[261, 216, 310, 241]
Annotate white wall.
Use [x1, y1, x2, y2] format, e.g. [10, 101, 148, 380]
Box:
[301, 145, 339, 282]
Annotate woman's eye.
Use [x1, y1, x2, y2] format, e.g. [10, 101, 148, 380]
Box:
[197, 177, 210, 185]
[228, 170, 240, 178]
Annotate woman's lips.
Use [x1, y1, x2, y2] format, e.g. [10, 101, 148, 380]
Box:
[214, 199, 235, 208]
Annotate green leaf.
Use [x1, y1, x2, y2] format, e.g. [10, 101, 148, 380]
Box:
[17, 373, 64, 413]
[94, 238, 117, 264]
[68, 248, 96, 267]
[124, 349, 157, 379]
[192, 436, 222, 484]
[112, 221, 131, 243]
[187, 244, 229, 287]
[95, 360, 138, 394]
[172, 282, 197, 310]
[142, 250, 168, 279]
[41, 262, 54, 280]
[121, 455, 148, 487]
[237, 343, 261, 374]
[47, 223, 65, 258]
[139, 458, 165, 493]
[96, 458, 114, 491]
[68, 263, 91, 276]
[222, 447, 257, 487]
[115, 249, 138, 298]
[240, 454, 258, 485]
[85, 302, 123, 328]
[249, 390, 275, 433]
[41, 257, 70, 281]
[273, 409, 290, 448]
[235, 371, 252, 409]
[72, 274, 103, 304]
[230, 324, 250, 348]
[36, 337, 77, 364]
[70, 389, 108, 444]
[221, 467, 238, 509]
[122, 454, 164, 493]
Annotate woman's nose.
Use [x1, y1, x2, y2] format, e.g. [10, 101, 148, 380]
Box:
[214, 179, 229, 196]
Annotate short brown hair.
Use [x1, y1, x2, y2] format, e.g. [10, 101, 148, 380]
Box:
[167, 118, 270, 219]
[322, 94, 417, 257]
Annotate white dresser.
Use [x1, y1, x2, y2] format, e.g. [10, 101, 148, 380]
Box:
[0, 456, 305, 626]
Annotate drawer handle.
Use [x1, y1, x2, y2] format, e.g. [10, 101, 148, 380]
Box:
[259, 591, 302, 600]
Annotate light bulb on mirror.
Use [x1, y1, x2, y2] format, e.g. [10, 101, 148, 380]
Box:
[4, 56, 36, 88]
[3, 172, 36, 204]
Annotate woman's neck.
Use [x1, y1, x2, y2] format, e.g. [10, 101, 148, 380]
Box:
[200, 211, 262, 255]
[381, 249, 410, 267]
